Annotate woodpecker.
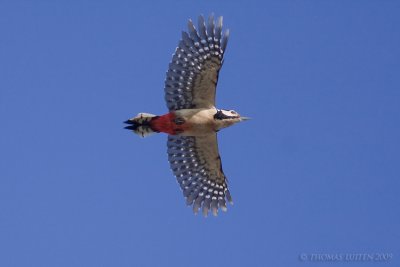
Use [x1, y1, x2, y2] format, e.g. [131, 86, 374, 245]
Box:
[124, 14, 248, 216]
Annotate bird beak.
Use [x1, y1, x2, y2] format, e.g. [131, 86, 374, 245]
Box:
[240, 116, 251, 121]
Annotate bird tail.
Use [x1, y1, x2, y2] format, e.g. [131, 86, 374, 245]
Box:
[124, 113, 159, 137]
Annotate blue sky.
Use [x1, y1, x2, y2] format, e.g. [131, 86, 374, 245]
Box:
[1, 1, 399, 266]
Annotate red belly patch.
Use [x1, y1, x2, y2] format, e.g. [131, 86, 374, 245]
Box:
[149, 112, 189, 135]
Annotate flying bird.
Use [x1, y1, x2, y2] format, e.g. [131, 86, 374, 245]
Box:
[125, 14, 248, 216]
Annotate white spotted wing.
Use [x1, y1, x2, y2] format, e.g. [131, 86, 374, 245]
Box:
[167, 134, 232, 216]
[164, 14, 229, 110]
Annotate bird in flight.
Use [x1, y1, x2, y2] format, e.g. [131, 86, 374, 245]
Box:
[125, 14, 248, 216]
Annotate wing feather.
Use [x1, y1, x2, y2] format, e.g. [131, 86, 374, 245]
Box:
[215, 16, 223, 41]
[165, 15, 229, 110]
[188, 19, 201, 43]
[221, 29, 230, 53]
[207, 14, 215, 40]
[167, 134, 232, 216]
[198, 15, 208, 41]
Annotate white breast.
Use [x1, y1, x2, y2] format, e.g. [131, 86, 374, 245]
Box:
[175, 108, 217, 136]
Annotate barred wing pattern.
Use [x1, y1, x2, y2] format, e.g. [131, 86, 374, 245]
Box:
[164, 15, 229, 110]
[167, 134, 233, 216]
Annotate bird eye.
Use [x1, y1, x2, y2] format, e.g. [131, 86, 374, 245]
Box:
[231, 111, 236, 114]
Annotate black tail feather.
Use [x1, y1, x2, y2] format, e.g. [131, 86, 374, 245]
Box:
[124, 113, 157, 137]
[124, 125, 138, 131]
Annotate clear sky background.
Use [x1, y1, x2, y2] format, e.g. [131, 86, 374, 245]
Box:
[1, 1, 399, 266]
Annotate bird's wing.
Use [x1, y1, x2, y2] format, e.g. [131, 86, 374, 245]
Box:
[164, 14, 229, 111]
[167, 134, 232, 216]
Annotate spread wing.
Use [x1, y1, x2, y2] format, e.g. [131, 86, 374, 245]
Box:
[167, 134, 233, 216]
[164, 14, 229, 111]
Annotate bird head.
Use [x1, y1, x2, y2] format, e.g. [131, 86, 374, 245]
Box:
[213, 109, 250, 129]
